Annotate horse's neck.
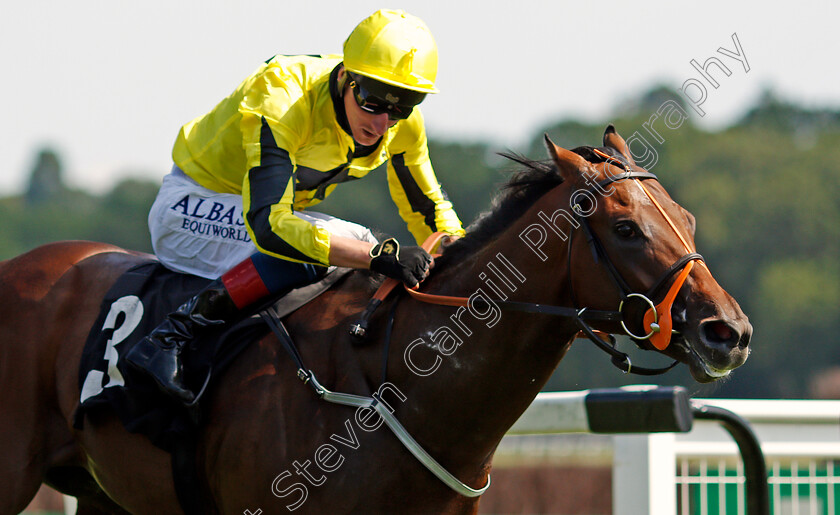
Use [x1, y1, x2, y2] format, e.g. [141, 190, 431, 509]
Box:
[388, 222, 578, 476]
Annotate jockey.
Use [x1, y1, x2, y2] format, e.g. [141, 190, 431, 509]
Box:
[125, 9, 465, 405]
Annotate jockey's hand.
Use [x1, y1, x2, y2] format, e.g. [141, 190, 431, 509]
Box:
[369, 238, 433, 287]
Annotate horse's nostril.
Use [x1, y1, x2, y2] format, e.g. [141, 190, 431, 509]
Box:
[702, 321, 739, 347]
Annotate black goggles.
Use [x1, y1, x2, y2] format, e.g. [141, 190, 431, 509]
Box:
[348, 73, 426, 121]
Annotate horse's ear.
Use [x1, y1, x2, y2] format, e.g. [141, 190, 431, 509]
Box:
[602, 124, 636, 165]
[543, 134, 588, 181]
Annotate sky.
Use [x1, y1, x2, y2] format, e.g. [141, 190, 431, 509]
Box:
[1, 0, 837, 195]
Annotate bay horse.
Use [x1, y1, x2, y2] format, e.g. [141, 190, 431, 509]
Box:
[0, 126, 751, 514]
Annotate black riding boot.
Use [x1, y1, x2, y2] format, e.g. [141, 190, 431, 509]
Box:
[124, 278, 239, 405]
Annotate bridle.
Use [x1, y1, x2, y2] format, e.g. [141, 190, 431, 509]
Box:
[313, 147, 707, 498]
[572, 148, 705, 353]
[352, 147, 705, 375]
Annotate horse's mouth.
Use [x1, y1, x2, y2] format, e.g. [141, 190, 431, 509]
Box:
[669, 332, 735, 383]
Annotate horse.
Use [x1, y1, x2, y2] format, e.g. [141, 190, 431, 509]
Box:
[0, 126, 751, 514]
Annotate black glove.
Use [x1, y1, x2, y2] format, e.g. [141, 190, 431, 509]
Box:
[369, 238, 433, 287]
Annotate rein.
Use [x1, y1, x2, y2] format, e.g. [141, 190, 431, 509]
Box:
[356, 150, 704, 375]
[268, 151, 705, 499]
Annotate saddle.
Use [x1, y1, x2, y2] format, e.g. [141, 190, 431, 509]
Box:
[73, 260, 350, 452]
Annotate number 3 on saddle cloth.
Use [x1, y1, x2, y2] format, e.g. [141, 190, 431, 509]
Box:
[72, 260, 345, 452]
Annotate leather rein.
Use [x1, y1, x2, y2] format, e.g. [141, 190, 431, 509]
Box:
[263, 149, 705, 499]
[352, 148, 705, 376]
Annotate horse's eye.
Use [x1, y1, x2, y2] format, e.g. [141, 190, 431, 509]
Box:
[615, 221, 638, 239]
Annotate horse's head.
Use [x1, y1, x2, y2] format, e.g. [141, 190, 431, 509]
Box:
[538, 125, 751, 382]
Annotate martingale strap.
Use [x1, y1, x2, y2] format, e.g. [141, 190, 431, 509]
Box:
[260, 306, 491, 498]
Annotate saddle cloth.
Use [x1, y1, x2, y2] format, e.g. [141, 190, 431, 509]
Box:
[73, 260, 349, 452]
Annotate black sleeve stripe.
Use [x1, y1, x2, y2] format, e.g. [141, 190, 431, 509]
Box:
[245, 117, 320, 264]
[391, 153, 438, 232]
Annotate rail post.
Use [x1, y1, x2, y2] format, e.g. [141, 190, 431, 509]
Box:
[691, 401, 769, 515]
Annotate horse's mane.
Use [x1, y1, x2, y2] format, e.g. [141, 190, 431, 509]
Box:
[438, 145, 628, 265]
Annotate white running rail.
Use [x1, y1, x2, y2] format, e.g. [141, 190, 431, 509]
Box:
[507, 391, 840, 515]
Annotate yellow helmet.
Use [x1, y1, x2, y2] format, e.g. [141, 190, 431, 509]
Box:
[343, 9, 439, 94]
